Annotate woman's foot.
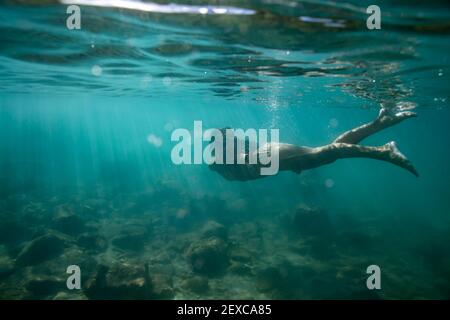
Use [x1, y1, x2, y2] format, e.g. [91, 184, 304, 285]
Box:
[378, 107, 417, 126]
[384, 141, 419, 177]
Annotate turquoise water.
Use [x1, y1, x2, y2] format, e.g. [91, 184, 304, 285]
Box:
[0, 0, 450, 299]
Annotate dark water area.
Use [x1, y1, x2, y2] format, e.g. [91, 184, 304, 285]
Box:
[0, 0, 450, 299]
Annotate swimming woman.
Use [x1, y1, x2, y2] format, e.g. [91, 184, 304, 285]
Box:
[209, 107, 419, 181]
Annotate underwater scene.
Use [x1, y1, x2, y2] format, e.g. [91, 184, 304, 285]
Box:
[0, 0, 450, 300]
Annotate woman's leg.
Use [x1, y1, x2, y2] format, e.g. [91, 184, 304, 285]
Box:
[333, 108, 417, 144]
[293, 141, 419, 176]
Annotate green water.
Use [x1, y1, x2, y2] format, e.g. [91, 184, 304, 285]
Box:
[0, 0, 449, 299]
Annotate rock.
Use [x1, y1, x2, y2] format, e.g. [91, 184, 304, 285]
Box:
[112, 225, 148, 251]
[53, 291, 87, 300]
[229, 247, 253, 262]
[189, 195, 232, 225]
[112, 234, 145, 251]
[15, 234, 66, 267]
[77, 233, 108, 252]
[21, 201, 47, 224]
[255, 261, 317, 298]
[150, 272, 174, 299]
[256, 267, 278, 292]
[52, 206, 85, 236]
[291, 205, 333, 238]
[200, 221, 227, 240]
[185, 237, 229, 275]
[181, 276, 209, 294]
[0, 255, 14, 279]
[290, 237, 337, 259]
[228, 261, 253, 276]
[84, 263, 151, 299]
[26, 277, 65, 298]
[111, 226, 148, 251]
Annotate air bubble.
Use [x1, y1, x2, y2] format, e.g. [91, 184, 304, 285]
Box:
[325, 179, 334, 188]
[163, 77, 172, 86]
[147, 134, 163, 147]
[329, 118, 339, 128]
[91, 65, 102, 76]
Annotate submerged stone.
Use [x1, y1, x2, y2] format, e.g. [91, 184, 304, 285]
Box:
[291, 205, 333, 238]
[26, 277, 65, 298]
[77, 233, 108, 252]
[84, 263, 151, 299]
[255, 262, 317, 298]
[52, 291, 88, 300]
[111, 226, 148, 251]
[229, 246, 253, 262]
[15, 234, 66, 267]
[0, 255, 14, 279]
[150, 272, 174, 299]
[200, 220, 227, 240]
[52, 206, 85, 236]
[185, 237, 229, 275]
[290, 237, 337, 259]
[181, 276, 209, 294]
[228, 261, 253, 275]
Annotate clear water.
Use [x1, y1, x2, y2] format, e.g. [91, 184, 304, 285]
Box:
[0, 0, 449, 299]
